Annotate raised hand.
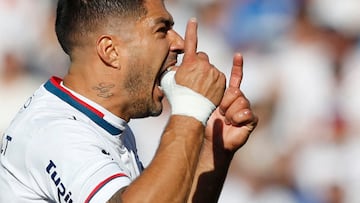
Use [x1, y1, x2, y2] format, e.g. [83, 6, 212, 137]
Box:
[206, 53, 258, 152]
[174, 18, 226, 106]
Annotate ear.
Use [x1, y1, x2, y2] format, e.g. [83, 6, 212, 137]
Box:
[96, 35, 121, 69]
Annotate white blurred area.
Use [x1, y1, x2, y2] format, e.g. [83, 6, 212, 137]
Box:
[0, 0, 68, 133]
[2, 0, 360, 202]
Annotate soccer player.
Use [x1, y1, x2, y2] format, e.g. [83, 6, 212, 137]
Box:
[0, 0, 258, 202]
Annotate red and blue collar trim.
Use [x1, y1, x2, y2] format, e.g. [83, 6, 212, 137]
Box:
[44, 77, 122, 135]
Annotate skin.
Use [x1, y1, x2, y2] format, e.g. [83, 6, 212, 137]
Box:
[63, 0, 184, 121]
[189, 53, 258, 202]
[63, 0, 258, 202]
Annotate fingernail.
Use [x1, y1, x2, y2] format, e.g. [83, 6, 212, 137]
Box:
[190, 17, 197, 22]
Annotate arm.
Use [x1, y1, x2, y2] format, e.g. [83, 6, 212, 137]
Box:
[120, 115, 204, 203]
[108, 19, 226, 203]
[188, 54, 258, 202]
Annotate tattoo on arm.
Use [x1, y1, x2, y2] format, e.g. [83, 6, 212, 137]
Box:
[92, 83, 115, 98]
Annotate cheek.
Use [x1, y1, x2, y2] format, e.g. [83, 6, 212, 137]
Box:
[125, 65, 155, 94]
[150, 40, 170, 60]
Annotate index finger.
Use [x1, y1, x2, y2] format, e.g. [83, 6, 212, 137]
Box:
[229, 53, 244, 88]
[183, 18, 198, 61]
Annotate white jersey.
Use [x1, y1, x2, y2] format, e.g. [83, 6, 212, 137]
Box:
[0, 77, 143, 203]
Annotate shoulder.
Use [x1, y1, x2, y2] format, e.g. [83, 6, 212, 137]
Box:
[10, 84, 99, 137]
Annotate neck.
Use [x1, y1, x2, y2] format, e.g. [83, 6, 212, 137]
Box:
[63, 63, 130, 120]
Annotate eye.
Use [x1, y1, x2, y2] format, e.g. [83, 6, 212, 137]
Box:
[157, 27, 169, 34]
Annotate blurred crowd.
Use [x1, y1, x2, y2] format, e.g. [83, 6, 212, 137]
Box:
[1, 0, 360, 202]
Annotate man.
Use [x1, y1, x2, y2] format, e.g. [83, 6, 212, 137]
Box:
[0, 0, 258, 202]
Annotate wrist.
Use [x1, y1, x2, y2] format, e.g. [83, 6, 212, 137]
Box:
[160, 71, 216, 126]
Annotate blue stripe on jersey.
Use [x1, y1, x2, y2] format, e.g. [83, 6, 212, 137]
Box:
[44, 77, 122, 135]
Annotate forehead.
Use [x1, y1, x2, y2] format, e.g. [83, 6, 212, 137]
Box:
[143, 0, 173, 24]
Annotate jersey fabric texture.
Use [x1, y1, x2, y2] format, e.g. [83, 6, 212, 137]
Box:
[0, 76, 144, 203]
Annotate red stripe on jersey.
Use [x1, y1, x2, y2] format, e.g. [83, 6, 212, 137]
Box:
[50, 77, 104, 118]
[84, 173, 128, 203]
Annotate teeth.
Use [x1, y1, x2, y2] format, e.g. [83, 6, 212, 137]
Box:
[167, 66, 175, 71]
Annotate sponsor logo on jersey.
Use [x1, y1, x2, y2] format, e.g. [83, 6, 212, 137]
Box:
[46, 160, 73, 203]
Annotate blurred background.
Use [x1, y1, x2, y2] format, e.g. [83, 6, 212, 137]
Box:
[1, 0, 360, 202]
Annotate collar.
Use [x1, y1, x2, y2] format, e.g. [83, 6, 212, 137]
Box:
[44, 76, 126, 135]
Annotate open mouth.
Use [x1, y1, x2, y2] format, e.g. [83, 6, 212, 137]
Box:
[159, 67, 173, 82]
[157, 60, 177, 87]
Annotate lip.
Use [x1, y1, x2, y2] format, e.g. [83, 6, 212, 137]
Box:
[165, 59, 177, 71]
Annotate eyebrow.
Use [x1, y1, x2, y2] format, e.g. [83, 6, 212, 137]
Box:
[154, 16, 174, 27]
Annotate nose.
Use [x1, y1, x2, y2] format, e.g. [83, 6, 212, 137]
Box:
[168, 30, 184, 54]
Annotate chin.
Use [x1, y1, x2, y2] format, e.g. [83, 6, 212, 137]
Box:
[149, 110, 162, 117]
[149, 104, 163, 117]
[132, 109, 161, 119]
[148, 95, 164, 117]
[133, 102, 162, 119]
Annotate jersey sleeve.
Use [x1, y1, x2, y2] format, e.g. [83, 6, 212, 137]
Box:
[26, 119, 131, 203]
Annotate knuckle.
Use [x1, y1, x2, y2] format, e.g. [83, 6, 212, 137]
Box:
[228, 87, 241, 97]
[197, 52, 209, 61]
[197, 51, 208, 57]
[238, 97, 250, 107]
[219, 72, 226, 82]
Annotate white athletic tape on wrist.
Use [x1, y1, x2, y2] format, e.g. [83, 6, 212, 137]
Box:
[160, 70, 216, 126]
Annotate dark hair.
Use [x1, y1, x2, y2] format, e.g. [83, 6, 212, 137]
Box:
[55, 0, 147, 55]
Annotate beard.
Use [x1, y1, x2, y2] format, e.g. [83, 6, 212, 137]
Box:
[123, 62, 163, 119]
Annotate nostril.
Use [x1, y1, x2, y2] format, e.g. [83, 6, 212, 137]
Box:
[175, 49, 184, 55]
[169, 30, 185, 54]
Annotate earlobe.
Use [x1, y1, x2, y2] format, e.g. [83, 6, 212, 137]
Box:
[97, 35, 121, 69]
